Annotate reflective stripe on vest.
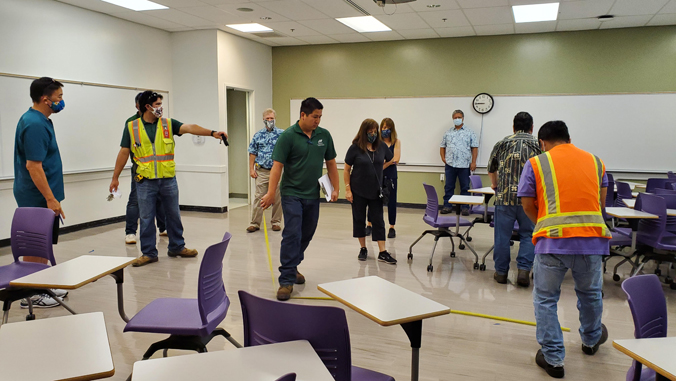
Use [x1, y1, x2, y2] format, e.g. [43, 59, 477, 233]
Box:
[128, 118, 175, 179]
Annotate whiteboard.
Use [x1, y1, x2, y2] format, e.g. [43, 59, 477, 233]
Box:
[291, 93, 676, 172]
[0, 75, 169, 177]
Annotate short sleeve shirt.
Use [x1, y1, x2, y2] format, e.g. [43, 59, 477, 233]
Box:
[518, 157, 609, 255]
[272, 122, 337, 199]
[487, 132, 541, 206]
[344, 143, 394, 200]
[248, 127, 284, 169]
[120, 117, 183, 148]
[13, 108, 64, 207]
[440, 125, 479, 168]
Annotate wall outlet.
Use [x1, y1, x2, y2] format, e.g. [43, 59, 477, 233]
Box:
[440, 173, 445, 182]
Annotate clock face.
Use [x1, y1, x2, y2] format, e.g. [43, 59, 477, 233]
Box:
[473, 93, 494, 114]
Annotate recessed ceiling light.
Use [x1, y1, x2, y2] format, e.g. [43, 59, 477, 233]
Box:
[236, 7, 254, 12]
[100, 0, 167, 11]
[597, 14, 615, 21]
[512, 2, 559, 23]
[226, 23, 273, 33]
[427, 4, 440, 8]
[336, 16, 391, 33]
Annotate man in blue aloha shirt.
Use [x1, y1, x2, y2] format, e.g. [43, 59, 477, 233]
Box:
[247, 108, 284, 232]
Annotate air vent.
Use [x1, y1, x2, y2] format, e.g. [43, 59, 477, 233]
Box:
[342, 0, 370, 16]
[252, 32, 287, 38]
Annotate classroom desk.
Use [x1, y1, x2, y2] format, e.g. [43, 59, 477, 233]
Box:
[0, 312, 114, 381]
[622, 199, 676, 216]
[606, 207, 658, 277]
[613, 338, 676, 381]
[10, 255, 135, 322]
[131, 340, 334, 381]
[318, 276, 450, 381]
[617, 181, 646, 190]
[468, 186, 495, 223]
[449, 195, 485, 269]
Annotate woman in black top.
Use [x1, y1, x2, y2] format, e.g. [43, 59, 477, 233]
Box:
[344, 119, 396, 264]
[366, 118, 401, 238]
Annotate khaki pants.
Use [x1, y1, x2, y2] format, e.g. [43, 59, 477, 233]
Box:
[251, 168, 282, 227]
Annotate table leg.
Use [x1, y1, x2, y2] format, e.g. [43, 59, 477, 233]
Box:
[109, 269, 130, 323]
[401, 320, 422, 381]
[45, 289, 78, 315]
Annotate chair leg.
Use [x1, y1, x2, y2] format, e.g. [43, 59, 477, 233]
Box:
[2, 300, 10, 325]
[408, 232, 430, 257]
[428, 236, 440, 269]
[141, 335, 207, 360]
[212, 328, 242, 348]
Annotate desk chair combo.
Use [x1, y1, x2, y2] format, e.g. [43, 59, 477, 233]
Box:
[468, 175, 495, 222]
[408, 183, 478, 272]
[604, 177, 635, 280]
[634, 194, 676, 289]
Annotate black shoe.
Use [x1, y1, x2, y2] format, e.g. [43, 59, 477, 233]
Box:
[517, 269, 531, 287]
[388, 228, 396, 238]
[378, 251, 397, 265]
[536, 349, 564, 378]
[440, 207, 452, 214]
[582, 324, 608, 355]
[494, 272, 508, 284]
[358, 247, 368, 261]
[365, 226, 372, 236]
[461, 209, 470, 216]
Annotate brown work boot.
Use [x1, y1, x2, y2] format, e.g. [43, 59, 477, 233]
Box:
[517, 269, 531, 287]
[168, 247, 198, 258]
[246, 225, 259, 233]
[272, 224, 282, 231]
[132, 255, 158, 267]
[276, 285, 293, 301]
[295, 271, 305, 285]
[494, 271, 508, 284]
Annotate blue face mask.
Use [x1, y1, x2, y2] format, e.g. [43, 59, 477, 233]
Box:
[453, 118, 463, 126]
[50, 99, 65, 113]
[381, 129, 391, 139]
[367, 133, 377, 143]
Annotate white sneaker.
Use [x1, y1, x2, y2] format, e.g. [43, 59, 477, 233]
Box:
[51, 289, 68, 298]
[159, 231, 168, 237]
[20, 294, 63, 309]
[125, 234, 137, 244]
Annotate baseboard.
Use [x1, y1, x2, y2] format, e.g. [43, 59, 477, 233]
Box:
[229, 193, 248, 199]
[0, 215, 126, 248]
[179, 205, 228, 213]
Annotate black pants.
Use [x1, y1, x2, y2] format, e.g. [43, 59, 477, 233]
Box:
[352, 193, 386, 241]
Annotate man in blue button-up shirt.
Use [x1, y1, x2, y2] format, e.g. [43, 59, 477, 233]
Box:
[247, 108, 284, 232]
[439, 109, 479, 215]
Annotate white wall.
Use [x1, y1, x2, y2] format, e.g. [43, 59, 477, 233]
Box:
[0, 0, 172, 239]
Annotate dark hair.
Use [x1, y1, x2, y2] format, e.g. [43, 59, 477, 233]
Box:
[135, 92, 143, 104]
[300, 97, 323, 116]
[513, 112, 533, 133]
[352, 118, 380, 152]
[139, 90, 163, 114]
[380, 117, 397, 143]
[538, 120, 570, 143]
[30, 77, 63, 103]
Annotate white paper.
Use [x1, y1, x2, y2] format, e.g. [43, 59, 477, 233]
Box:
[318, 174, 333, 202]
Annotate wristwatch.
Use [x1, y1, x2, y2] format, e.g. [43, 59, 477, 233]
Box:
[211, 130, 217, 137]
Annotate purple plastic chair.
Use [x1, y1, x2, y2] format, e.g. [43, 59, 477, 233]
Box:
[655, 188, 676, 196]
[621, 274, 667, 381]
[124, 232, 241, 359]
[654, 193, 676, 233]
[238, 291, 394, 381]
[668, 171, 675, 179]
[615, 181, 634, 207]
[408, 183, 479, 272]
[0, 208, 58, 324]
[634, 194, 676, 285]
[646, 178, 672, 194]
[468, 175, 495, 217]
[480, 219, 519, 268]
[275, 374, 296, 381]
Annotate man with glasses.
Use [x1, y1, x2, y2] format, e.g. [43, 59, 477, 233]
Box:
[109, 90, 227, 267]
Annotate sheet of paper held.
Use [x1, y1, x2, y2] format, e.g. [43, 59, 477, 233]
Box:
[318, 174, 333, 202]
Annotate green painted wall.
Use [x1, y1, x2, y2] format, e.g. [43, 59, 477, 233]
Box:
[275, 27, 676, 204]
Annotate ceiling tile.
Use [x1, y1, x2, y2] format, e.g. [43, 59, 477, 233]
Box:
[556, 18, 601, 31]
[144, 9, 215, 27]
[299, 0, 364, 18]
[365, 30, 405, 41]
[473, 23, 514, 35]
[599, 15, 653, 28]
[609, 0, 670, 16]
[463, 6, 514, 25]
[264, 36, 307, 45]
[397, 28, 440, 39]
[257, 0, 330, 20]
[558, 0, 615, 20]
[259, 20, 321, 36]
[418, 9, 471, 27]
[202, 0, 255, 4]
[153, 0, 209, 7]
[328, 33, 371, 43]
[179, 6, 241, 24]
[374, 12, 430, 30]
[434, 25, 476, 37]
[407, 0, 460, 13]
[647, 13, 676, 25]
[347, 0, 416, 15]
[215, 3, 290, 22]
[514, 20, 556, 34]
[456, 0, 509, 8]
[297, 35, 340, 44]
[298, 19, 355, 34]
[659, 0, 676, 13]
[109, 11, 190, 30]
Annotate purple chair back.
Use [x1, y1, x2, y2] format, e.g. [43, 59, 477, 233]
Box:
[603, 178, 615, 220]
[238, 291, 352, 381]
[673, 183, 676, 191]
[198, 232, 232, 332]
[11, 207, 57, 266]
[655, 194, 676, 232]
[668, 171, 675, 179]
[423, 183, 440, 223]
[646, 178, 671, 193]
[655, 188, 676, 196]
[615, 181, 633, 206]
[275, 374, 296, 381]
[636, 193, 668, 246]
[469, 175, 483, 189]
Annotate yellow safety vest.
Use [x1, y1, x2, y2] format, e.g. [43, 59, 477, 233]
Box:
[128, 118, 175, 179]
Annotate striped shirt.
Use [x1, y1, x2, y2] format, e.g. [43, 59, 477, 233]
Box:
[487, 132, 541, 206]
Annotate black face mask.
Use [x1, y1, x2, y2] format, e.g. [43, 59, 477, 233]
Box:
[367, 133, 377, 143]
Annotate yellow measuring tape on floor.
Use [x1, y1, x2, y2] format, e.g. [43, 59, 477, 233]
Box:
[261, 217, 569, 330]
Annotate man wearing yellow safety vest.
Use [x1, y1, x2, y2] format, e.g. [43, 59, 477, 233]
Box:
[518, 121, 611, 379]
[109, 91, 227, 267]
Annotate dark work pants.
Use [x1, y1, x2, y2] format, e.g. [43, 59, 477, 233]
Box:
[352, 193, 386, 242]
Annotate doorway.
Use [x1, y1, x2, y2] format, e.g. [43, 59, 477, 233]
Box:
[226, 88, 250, 210]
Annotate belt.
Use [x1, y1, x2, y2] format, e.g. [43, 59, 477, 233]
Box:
[257, 166, 272, 170]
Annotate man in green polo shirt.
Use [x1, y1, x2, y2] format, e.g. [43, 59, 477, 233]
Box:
[261, 97, 340, 301]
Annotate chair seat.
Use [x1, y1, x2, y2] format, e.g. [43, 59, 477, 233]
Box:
[0, 262, 50, 289]
[613, 227, 632, 238]
[610, 228, 633, 247]
[424, 215, 472, 228]
[351, 365, 395, 381]
[124, 298, 209, 336]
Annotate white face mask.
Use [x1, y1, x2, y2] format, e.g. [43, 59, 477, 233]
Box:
[453, 118, 463, 126]
[264, 119, 275, 130]
[151, 106, 163, 118]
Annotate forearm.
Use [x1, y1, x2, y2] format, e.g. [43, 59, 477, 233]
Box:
[326, 160, 340, 191]
[440, 148, 446, 163]
[180, 124, 213, 136]
[600, 187, 607, 210]
[471, 148, 478, 164]
[522, 197, 538, 223]
[249, 154, 256, 172]
[26, 163, 56, 202]
[112, 149, 131, 180]
[488, 172, 498, 188]
[267, 161, 283, 194]
[343, 164, 351, 189]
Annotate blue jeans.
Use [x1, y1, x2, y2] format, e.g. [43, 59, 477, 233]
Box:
[443, 165, 470, 209]
[279, 196, 320, 286]
[125, 173, 166, 234]
[533, 254, 604, 367]
[493, 205, 535, 274]
[136, 177, 185, 258]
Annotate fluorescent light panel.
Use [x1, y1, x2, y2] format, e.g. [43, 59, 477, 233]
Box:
[336, 16, 391, 33]
[101, 0, 167, 11]
[226, 23, 274, 33]
[512, 2, 559, 23]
